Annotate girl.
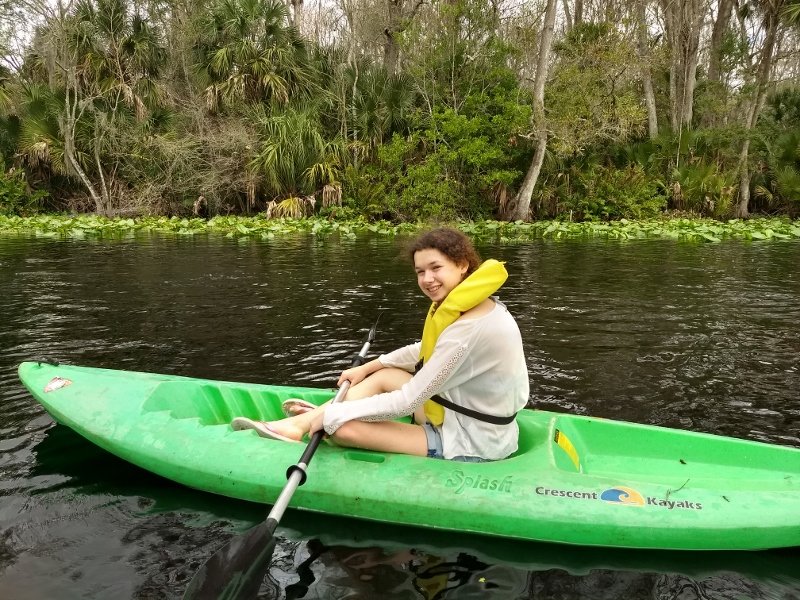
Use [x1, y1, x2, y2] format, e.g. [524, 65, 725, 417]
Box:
[233, 228, 529, 461]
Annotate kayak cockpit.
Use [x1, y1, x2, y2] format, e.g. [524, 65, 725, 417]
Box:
[140, 380, 334, 426]
[549, 414, 800, 487]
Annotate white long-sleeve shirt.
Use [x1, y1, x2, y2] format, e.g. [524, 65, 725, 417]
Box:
[322, 299, 529, 460]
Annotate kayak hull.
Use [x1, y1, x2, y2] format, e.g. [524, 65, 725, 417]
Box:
[17, 361, 800, 550]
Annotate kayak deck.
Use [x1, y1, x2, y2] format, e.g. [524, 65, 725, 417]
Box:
[18, 361, 800, 550]
[142, 378, 799, 485]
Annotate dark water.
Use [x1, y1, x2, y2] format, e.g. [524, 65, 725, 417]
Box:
[1, 233, 800, 600]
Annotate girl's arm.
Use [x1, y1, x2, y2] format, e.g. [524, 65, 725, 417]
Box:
[321, 335, 469, 434]
[378, 342, 422, 372]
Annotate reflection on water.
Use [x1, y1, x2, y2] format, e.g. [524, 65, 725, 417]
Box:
[1, 234, 799, 599]
[266, 539, 800, 600]
[271, 506, 800, 600]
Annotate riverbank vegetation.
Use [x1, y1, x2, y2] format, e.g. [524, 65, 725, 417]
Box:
[1, 0, 800, 223]
[2, 214, 799, 243]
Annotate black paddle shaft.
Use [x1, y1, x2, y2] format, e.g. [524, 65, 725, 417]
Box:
[266, 315, 381, 533]
[181, 316, 381, 600]
[286, 328, 375, 486]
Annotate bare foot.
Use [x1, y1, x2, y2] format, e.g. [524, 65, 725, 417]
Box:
[231, 417, 307, 442]
[265, 419, 306, 441]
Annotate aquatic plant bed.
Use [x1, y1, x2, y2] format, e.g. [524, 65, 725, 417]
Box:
[1, 214, 799, 243]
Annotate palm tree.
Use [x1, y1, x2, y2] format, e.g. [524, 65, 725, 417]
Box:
[336, 59, 416, 159]
[18, 0, 166, 214]
[754, 130, 800, 210]
[0, 65, 20, 167]
[17, 83, 72, 178]
[248, 102, 345, 208]
[68, 0, 167, 117]
[193, 0, 317, 111]
[0, 64, 12, 116]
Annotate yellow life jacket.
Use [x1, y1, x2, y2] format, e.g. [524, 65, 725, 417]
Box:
[419, 259, 508, 425]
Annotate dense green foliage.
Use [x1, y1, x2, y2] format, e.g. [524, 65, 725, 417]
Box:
[1, 0, 799, 222]
[2, 214, 798, 244]
[0, 162, 48, 216]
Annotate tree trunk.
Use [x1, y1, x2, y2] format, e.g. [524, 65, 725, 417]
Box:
[286, 0, 302, 25]
[93, 114, 112, 215]
[490, 0, 501, 35]
[63, 92, 104, 214]
[663, 0, 678, 129]
[293, 0, 303, 24]
[661, 0, 703, 130]
[574, 0, 583, 25]
[707, 0, 734, 84]
[383, 30, 399, 75]
[734, 4, 781, 218]
[383, 0, 424, 75]
[637, 0, 658, 138]
[351, 55, 360, 167]
[703, 0, 734, 126]
[340, 0, 356, 140]
[503, 0, 558, 222]
[736, 139, 752, 219]
[55, 0, 105, 216]
[682, 28, 701, 126]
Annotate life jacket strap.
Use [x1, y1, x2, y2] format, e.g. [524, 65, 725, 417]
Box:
[414, 360, 517, 425]
[429, 394, 517, 426]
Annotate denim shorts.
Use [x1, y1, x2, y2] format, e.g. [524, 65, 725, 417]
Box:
[421, 421, 493, 463]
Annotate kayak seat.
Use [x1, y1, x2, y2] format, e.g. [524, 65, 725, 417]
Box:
[509, 414, 551, 460]
[140, 381, 333, 426]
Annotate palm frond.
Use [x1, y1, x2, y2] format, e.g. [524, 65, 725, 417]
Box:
[273, 195, 305, 218]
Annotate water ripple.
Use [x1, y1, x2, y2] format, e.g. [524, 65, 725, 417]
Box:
[1, 235, 799, 598]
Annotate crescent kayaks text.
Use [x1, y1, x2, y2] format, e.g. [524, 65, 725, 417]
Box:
[536, 485, 704, 510]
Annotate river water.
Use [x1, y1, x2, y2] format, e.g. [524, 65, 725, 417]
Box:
[1, 233, 799, 599]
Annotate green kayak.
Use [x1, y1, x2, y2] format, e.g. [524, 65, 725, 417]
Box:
[18, 361, 800, 551]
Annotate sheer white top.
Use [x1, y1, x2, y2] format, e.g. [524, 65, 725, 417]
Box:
[322, 299, 529, 460]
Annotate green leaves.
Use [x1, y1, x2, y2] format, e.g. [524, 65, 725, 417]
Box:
[574, 165, 668, 220]
[0, 167, 48, 216]
[2, 215, 800, 244]
[0, 214, 412, 239]
[249, 103, 344, 200]
[452, 217, 800, 244]
[195, 0, 313, 109]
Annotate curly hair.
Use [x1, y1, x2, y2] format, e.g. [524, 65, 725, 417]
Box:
[407, 228, 482, 275]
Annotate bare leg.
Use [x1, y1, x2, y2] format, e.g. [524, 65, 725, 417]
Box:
[267, 368, 414, 441]
[329, 420, 428, 456]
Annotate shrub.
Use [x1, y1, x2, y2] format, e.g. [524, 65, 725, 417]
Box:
[671, 162, 736, 217]
[574, 165, 666, 220]
[0, 164, 48, 216]
[340, 165, 386, 219]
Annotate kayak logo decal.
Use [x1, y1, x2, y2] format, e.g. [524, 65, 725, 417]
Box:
[44, 377, 73, 393]
[601, 487, 645, 506]
[537, 484, 705, 511]
[445, 470, 512, 495]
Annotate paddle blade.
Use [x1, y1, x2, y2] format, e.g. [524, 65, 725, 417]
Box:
[182, 521, 277, 600]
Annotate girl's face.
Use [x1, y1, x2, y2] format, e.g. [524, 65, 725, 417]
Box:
[414, 248, 468, 303]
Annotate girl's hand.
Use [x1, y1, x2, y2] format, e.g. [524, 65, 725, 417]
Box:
[337, 363, 371, 387]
